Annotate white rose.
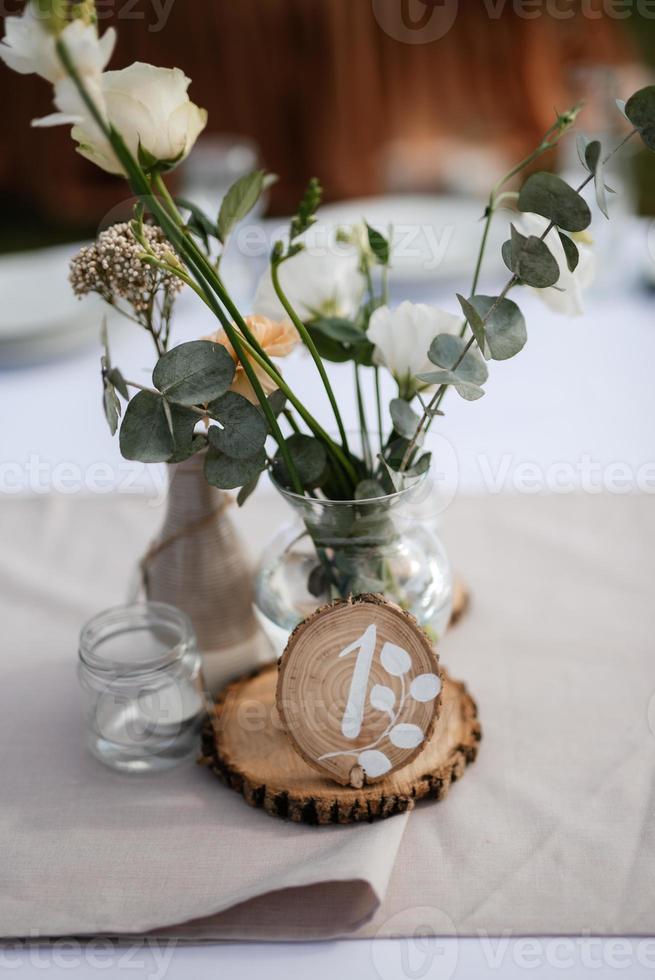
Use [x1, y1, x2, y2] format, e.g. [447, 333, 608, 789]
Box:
[514, 211, 595, 317]
[0, 6, 115, 127]
[70, 62, 208, 175]
[368, 301, 461, 397]
[253, 242, 365, 323]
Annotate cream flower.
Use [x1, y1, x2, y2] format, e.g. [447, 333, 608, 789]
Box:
[0, 6, 116, 128]
[368, 301, 461, 397]
[253, 244, 365, 323]
[205, 315, 300, 404]
[513, 211, 595, 317]
[0, 5, 114, 83]
[70, 63, 207, 175]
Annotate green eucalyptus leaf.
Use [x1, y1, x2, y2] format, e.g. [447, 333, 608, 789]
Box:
[576, 133, 591, 171]
[406, 451, 431, 478]
[456, 293, 487, 354]
[503, 224, 560, 288]
[582, 138, 610, 218]
[306, 323, 352, 363]
[107, 367, 129, 400]
[307, 564, 330, 598]
[385, 437, 412, 470]
[584, 139, 602, 174]
[625, 86, 655, 151]
[168, 432, 207, 465]
[266, 389, 287, 419]
[353, 339, 376, 367]
[236, 471, 262, 507]
[518, 172, 591, 232]
[217, 170, 272, 244]
[204, 446, 266, 490]
[466, 295, 527, 361]
[558, 232, 579, 273]
[416, 369, 458, 386]
[311, 317, 365, 345]
[422, 333, 487, 401]
[378, 455, 403, 492]
[389, 398, 420, 439]
[153, 341, 235, 406]
[119, 390, 174, 463]
[428, 333, 488, 385]
[102, 379, 121, 436]
[355, 479, 387, 500]
[366, 223, 390, 265]
[206, 391, 268, 459]
[273, 434, 327, 489]
[449, 380, 486, 401]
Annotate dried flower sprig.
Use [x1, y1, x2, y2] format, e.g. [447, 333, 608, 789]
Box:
[69, 222, 184, 354]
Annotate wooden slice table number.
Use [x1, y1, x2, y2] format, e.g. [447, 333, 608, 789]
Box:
[276, 595, 443, 788]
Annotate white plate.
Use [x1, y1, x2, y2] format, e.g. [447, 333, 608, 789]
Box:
[318, 194, 508, 286]
[0, 244, 115, 365]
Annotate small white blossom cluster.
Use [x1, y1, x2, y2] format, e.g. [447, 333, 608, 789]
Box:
[69, 222, 184, 314]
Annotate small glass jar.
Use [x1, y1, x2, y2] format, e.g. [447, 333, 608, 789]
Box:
[78, 602, 204, 773]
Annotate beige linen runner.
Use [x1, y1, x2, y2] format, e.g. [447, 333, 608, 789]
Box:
[0, 492, 653, 939]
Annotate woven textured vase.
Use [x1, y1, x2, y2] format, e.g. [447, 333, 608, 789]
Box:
[141, 453, 264, 693]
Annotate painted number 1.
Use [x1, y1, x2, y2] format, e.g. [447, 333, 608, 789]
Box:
[338, 624, 378, 740]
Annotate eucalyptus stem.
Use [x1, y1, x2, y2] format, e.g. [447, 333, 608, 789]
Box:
[461, 106, 582, 339]
[406, 124, 641, 474]
[271, 261, 351, 455]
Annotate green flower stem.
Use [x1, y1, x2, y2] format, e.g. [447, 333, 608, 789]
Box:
[150, 172, 279, 375]
[232, 330, 358, 494]
[271, 261, 351, 455]
[374, 366, 384, 453]
[283, 408, 301, 435]
[144, 233, 357, 492]
[56, 39, 304, 494]
[146, 174, 361, 494]
[354, 363, 373, 471]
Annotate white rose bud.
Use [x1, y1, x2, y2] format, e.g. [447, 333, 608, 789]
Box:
[71, 62, 208, 175]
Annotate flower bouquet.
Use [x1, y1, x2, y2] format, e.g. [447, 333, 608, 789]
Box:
[4, 0, 654, 649]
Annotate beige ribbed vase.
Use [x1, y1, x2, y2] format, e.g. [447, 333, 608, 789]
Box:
[141, 453, 267, 694]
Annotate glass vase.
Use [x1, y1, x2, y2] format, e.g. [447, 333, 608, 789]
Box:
[254, 473, 453, 657]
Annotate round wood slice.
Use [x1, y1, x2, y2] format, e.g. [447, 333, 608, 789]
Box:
[450, 576, 470, 627]
[277, 595, 442, 787]
[200, 663, 481, 825]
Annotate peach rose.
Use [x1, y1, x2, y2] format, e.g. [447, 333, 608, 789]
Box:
[205, 314, 299, 404]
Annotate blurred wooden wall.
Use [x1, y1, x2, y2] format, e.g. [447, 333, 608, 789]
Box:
[0, 0, 636, 232]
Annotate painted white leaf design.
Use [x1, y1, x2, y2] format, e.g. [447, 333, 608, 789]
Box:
[389, 723, 424, 749]
[410, 673, 441, 703]
[369, 684, 395, 713]
[380, 642, 411, 677]
[358, 749, 392, 778]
